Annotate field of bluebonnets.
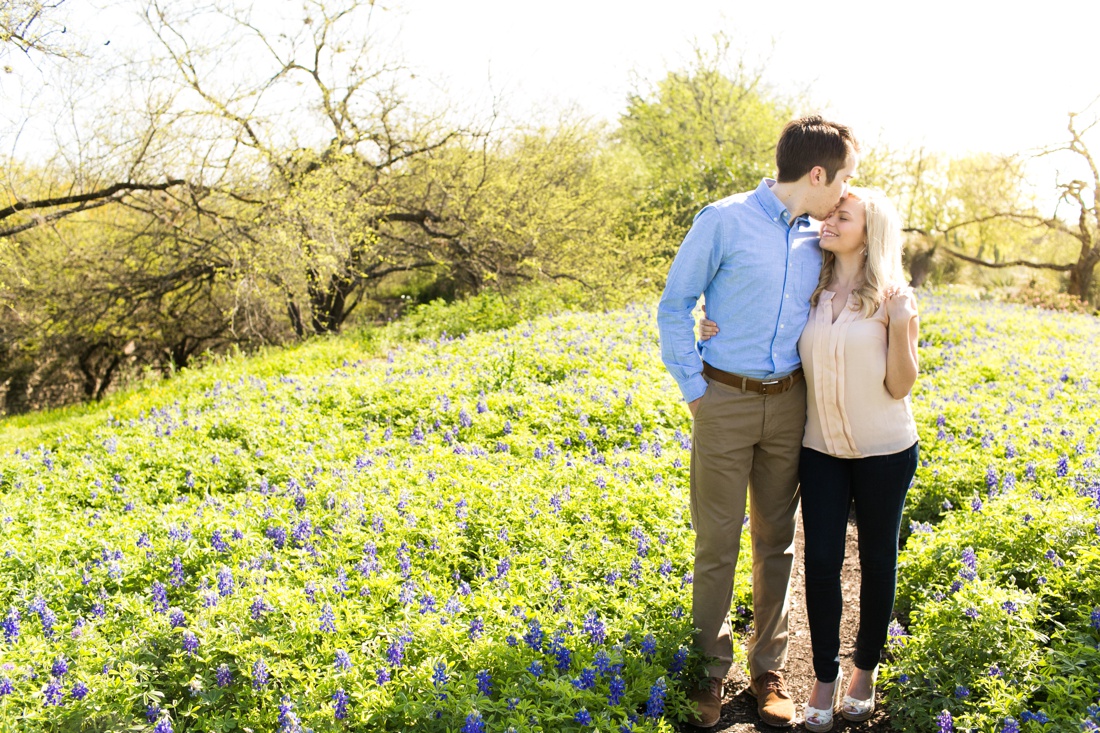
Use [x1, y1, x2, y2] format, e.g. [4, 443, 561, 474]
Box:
[0, 290, 1098, 733]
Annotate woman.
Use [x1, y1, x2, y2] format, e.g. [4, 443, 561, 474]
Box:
[699, 187, 919, 731]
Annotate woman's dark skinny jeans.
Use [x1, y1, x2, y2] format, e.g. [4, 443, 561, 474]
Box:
[799, 442, 919, 683]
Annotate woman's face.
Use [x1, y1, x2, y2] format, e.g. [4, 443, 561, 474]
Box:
[819, 196, 866, 256]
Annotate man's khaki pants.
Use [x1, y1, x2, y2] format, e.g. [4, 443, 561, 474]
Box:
[690, 374, 805, 680]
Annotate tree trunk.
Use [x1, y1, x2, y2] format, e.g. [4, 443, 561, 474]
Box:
[1067, 251, 1099, 300]
[2, 366, 34, 415]
[908, 245, 938, 288]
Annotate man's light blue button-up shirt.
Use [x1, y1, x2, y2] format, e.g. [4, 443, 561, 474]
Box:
[657, 178, 823, 403]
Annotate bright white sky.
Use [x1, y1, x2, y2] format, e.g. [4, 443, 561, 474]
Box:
[390, 0, 1100, 158]
[5, 0, 1100, 173]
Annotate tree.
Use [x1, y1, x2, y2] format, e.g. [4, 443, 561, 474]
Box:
[1, 0, 71, 61]
[618, 34, 795, 249]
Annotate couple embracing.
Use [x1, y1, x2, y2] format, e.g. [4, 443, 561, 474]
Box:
[657, 116, 919, 730]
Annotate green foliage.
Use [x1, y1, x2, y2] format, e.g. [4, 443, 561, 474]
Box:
[881, 290, 1100, 731]
[618, 35, 794, 252]
[0, 299, 755, 731]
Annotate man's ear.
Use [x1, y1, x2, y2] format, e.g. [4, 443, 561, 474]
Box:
[809, 165, 827, 185]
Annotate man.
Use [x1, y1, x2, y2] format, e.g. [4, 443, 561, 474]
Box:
[657, 116, 858, 728]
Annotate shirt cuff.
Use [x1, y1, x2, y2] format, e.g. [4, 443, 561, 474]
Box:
[680, 373, 707, 404]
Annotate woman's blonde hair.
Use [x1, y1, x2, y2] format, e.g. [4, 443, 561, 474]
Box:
[810, 187, 906, 317]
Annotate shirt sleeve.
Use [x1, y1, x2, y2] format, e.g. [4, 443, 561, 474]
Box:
[657, 206, 726, 403]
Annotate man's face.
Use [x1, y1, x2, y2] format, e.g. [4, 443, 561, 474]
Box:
[810, 153, 858, 220]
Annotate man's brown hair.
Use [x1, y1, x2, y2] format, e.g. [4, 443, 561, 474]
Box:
[775, 115, 859, 184]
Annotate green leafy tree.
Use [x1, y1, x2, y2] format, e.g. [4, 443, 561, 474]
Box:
[618, 34, 795, 256]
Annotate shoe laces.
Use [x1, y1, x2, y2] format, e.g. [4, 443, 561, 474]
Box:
[758, 671, 789, 696]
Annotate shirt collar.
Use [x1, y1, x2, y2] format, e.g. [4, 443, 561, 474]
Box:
[755, 178, 808, 227]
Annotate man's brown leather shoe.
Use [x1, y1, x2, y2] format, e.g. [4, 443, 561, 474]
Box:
[749, 670, 795, 727]
[686, 676, 724, 728]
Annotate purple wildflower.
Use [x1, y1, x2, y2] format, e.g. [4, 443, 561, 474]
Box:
[462, 712, 486, 733]
[319, 604, 336, 633]
[332, 688, 349, 720]
[182, 631, 199, 655]
[70, 681, 88, 700]
[51, 657, 69, 677]
[476, 669, 492, 696]
[152, 582, 169, 613]
[216, 664, 232, 687]
[937, 709, 953, 733]
[575, 708, 593, 726]
[608, 674, 625, 705]
[583, 610, 607, 646]
[42, 677, 63, 706]
[646, 677, 668, 717]
[252, 658, 269, 689]
[334, 649, 352, 671]
[1, 609, 19, 644]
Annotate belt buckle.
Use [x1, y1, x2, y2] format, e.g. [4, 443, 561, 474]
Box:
[761, 378, 781, 394]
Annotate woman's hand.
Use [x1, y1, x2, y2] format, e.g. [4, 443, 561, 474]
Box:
[884, 285, 918, 325]
[697, 303, 719, 341]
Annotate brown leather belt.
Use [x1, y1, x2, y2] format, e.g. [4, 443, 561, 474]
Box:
[703, 362, 804, 395]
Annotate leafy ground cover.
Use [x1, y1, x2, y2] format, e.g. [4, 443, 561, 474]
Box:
[0, 290, 1097, 732]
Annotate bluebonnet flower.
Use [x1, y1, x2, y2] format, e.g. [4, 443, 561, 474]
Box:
[334, 649, 352, 671]
[641, 633, 657, 658]
[524, 619, 544, 651]
[0, 678, 13, 695]
[151, 582, 169, 613]
[52, 657, 68, 677]
[216, 664, 232, 687]
[573, 668, 597, 690]
[70, 681, 88, 700]
[669, 647, 688, 674]
[527, 660, 543, 677]
[211, 530, 229, 553]
[216, 567, 234, 597]
[971, 497, 983, 512]
[376, 667, 390, 685]
[319, 604, 336, 633]
[583, 611, 606, 646]
[550, 633, 572, 671]
[252, 658, 269, 689]
[182, 631, 199, 655]
[476, 669, 492, 696]
[1057, 455, 1069, 477]
[169, 556, 185, 587]
[1021, 711, 1051, 723]
[432, 661, 448, 689]
[265, 526, 287, 549]
[964, 607, 979, 619]
[153, 714, 173, 733]
[304, 581, 317, 604]
[646, 677, 668, 717]
[608, 674, 626, 705]
[989, 663, 1003, 677]
[419, 593, 437, 614]
[1045, 549, 1065, 567]
[332, 688, 349, 720]
[575, 708, 593, 726]
[462, 712, 486, 733]
[1001, 718, 1020, 733]
[2, 608, 20, 643]
[955, 685, 969, 698]
[168, 608, 185, 628]
[1091, 607, 1100, 631]
[594, 649, 612, 675]
[291, 519, 312, 546]
[468, 617, 484, 641]
[147, 703, 161, 721]
[1002, 601, 1019, 614]
[43, 677, 63, 706]
[278, 695, 302, 731]
[937, 709, 953, 733]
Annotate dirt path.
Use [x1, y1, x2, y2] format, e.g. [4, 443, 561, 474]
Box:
[680, 511, 897, 733]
